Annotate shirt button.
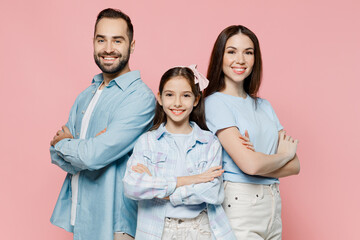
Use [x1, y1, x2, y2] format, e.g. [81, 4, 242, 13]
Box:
[92, 90, 95, 94]
[82, 111, 85, 114]
[189, 169, 193, 173]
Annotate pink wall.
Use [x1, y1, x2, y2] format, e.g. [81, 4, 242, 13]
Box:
[1, 0, 359, 239]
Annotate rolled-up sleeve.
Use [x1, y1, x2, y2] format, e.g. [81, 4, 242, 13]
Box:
[54, 91, 155, 171]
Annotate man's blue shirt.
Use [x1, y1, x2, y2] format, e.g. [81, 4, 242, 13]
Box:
[50, 71, 155, 240]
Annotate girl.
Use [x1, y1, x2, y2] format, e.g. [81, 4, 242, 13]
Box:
[204, 25, 300, 239]
[123, 66, 237, 240]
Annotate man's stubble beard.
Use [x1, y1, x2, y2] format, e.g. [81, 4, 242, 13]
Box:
[94, 47, 131, 74]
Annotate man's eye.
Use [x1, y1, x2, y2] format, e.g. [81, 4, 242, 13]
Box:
[98, 39, 104, 43]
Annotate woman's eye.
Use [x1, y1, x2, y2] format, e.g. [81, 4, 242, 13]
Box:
[227, 50, 235, 54]
[184, 94, 191, 98]
[165, 93, 173, 97]
[246, 51, 254, 55]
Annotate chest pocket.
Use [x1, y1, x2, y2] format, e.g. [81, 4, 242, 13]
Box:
[143, 150, 167, 167]
[189, 149, 209, 173]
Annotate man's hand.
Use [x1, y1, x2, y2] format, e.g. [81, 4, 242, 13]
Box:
[96, 128, 107, 137]
[50, 125, 74, 146]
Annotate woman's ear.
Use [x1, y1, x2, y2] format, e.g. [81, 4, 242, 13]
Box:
[156, 92, 163, 106]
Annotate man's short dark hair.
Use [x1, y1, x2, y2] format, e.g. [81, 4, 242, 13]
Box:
[95, 8, 134, 42]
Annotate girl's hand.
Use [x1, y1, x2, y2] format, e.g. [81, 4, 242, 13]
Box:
[132, 163, 152, 176]
[239, 130, 255, 152]
[277, 131, 298, 161]
[176, 166, 224, 187]
[196, 166, 224, 183]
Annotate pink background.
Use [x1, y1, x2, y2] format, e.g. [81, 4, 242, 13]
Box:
[1, 0, 359, 239]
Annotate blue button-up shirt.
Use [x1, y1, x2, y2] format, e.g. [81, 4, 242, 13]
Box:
[50, 71, 155, 240]
[123, 122, 236, 240]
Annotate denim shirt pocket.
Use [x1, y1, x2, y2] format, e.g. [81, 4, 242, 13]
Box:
[190, 150, 209, 173]
[143, 150, 167, 166]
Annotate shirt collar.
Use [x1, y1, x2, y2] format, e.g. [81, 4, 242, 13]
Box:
[92, 70, 141, 90]
[155, 122, 209, 145]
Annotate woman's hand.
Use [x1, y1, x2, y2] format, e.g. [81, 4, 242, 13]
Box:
[277, 131, 298, 161]
[132, 163, 152, 176]
[239, 130, 255, 151]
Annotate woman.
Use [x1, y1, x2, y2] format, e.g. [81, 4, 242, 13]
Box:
[204, 25, 300, 239]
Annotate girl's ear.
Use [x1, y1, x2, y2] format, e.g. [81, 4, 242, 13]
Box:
[156, 92, 163, 106]
[193, 95, 200, 107]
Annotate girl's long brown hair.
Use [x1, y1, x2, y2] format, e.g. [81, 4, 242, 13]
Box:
[204, 25, 263, 101]
[151, 67, 209, 131]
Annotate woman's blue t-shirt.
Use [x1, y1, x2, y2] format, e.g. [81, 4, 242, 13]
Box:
[205, 92, 283, 185]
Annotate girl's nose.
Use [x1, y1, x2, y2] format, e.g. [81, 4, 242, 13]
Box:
[174, 96, 182, 107]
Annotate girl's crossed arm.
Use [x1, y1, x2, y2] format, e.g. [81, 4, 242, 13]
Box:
[169, 138, 225, 206]
[123, 135, 177, 200]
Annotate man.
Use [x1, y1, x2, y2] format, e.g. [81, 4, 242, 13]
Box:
[50, 8, 155, 240]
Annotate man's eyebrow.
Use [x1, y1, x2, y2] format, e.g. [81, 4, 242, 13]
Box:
[95, 34, 126, 40]
[112, 36, 126, 40]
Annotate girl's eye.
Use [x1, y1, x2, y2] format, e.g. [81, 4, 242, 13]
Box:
[183, 94, 192, 98]
[165, 93, 173, 97]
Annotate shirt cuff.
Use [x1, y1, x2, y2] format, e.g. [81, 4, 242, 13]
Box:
[165, 177, 177, 196]
[169, 185, 187, 206]
[54, 138, 72, 156]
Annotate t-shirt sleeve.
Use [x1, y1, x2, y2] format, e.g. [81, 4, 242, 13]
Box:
[205, 95, 238, 134]
[261, 99, 283, 131]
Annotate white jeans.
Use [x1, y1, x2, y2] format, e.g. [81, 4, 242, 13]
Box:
[223, 182, 282, 240]
[114, 232, 134, 240]
[161, 211, 212, 240]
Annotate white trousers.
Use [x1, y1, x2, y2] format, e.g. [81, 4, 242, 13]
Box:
[223, 182, 282, 240]
[161, 211, 212, 240]
[114, 232, 134, 240]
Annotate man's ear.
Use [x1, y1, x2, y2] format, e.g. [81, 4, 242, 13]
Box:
[130, 40, 135, 54]
[156, 92, 162, 106]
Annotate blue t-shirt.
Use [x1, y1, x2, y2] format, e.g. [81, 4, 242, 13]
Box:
[205, 92, 283, 185]
[165, 131, 205, 218]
